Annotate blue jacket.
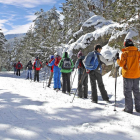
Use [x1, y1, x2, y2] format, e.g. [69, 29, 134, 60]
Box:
[48, 59, 61, 89]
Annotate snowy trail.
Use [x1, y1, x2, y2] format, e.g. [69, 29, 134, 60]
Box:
[0, 71, 140, 140]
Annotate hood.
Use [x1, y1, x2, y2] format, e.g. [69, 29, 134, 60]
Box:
[122, 46, 138, 52]
[62, 52, 69, 58]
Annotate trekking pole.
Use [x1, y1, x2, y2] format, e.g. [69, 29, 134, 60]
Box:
[71, 69, 86, 103]
[114, 64, 119, 111]
[43, 68, 46, 88]
[70, 69, 78, 93]
[45, 72, 49, 89]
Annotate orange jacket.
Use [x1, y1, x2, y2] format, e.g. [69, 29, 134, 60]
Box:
[117, 46, 140, 79]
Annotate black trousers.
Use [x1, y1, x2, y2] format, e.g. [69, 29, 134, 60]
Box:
[34, 70, 39, 82]
[89, 70, 109, 102]
[62, 73, 71, 93]
[16, 69, 20, 76]
[78, 73, 88, 98]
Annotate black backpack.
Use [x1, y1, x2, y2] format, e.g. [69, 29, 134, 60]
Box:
[28, 62, 32, 69]
[62, 58, 72, 69]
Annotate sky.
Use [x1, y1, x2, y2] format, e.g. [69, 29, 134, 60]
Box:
[0, 0, 65, 35]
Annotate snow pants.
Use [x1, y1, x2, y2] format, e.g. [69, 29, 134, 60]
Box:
[89, 70, 109, 102]
[123, 78, 140, 113]
[53, 68, 61, 89]
[62, 73, 71, 93]
[48, 72, 53, 87]
[16, 69, 20, 76]
[78, 72, 88, 98]
[34, 70, 39, 82]
[14, 67, 17, 74]
[27, 70, 32, 79]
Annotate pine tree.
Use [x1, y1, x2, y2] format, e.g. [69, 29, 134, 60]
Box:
[111, 0, 140, 47]
[0, 29, 7, 71]
[60, 0, 91, 43]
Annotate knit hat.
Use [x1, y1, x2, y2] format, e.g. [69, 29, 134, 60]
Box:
[124, 39, 134, 47]
[77, 50, 82, 58]
[64, 52, 68, 58]
[36, 57, 39, 60]
[50, 55, 54, 59]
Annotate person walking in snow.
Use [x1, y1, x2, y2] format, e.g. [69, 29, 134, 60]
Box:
[116, 39, 140, 114]
[16, 61, 23, 76]
[58, 52, 74, 94]
[87, 44, 113, 103]
[75, 50, 88, 98]
[48, 53, 61, 90]
[13, 62, 17, 74]
[26, 60, 33, 80]
[47, 55, 54, 87]
[33, 57, 42, 82]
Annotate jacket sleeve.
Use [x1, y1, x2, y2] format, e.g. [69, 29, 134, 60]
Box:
[40, 62, 42, 68]
[48, 59, 55, 66]
[75, 59, 79, 68]
[21, 63, 23, 69]
[33, 62, 35, 69]
[99, 55, 113, 65]
[58, 59, 63, 68]
[117, 52, 127, 67]
[70, 59, 74, 68]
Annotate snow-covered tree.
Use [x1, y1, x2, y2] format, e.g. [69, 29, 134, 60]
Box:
[111, 0, 140, 47]
[0, 29, 7, 71]
[60, 0, 93, 42]
[31, 7, 63, 60]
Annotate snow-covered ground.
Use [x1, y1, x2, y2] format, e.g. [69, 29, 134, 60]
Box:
[0, 70, 140, 140]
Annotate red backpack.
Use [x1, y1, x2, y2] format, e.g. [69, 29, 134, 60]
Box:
[54, 56, 61, 66]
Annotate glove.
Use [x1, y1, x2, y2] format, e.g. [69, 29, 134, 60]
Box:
[115, 61, 119, 67]
[115, 52, 119, 59]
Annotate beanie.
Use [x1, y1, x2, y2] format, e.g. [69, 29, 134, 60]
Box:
[50, 55, 54, 59]
[124, 39, 134, 47]
[77, 50, 82, 58]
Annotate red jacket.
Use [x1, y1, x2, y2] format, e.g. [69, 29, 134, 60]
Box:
[16, 62, 23, 69]
[33, 59, 42, 71]
[49, 58, 54, 72]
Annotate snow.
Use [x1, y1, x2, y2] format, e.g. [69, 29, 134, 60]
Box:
[125, 29, 139, 40]
[101, 44, 120, 60]
[0, 70, 140, 140]
[66, 15, 123, 57]
[82, 15, 112, 29]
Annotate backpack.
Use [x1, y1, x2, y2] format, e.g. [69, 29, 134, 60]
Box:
[35, 60, 40, 68]
[83, 51, 99, 70]
[18, 63, 21, 68]
[62, 58, 71, 69]
[54, 56, 61, 66]
[28, 62, 32, 69]
[78, 59, 85, 69]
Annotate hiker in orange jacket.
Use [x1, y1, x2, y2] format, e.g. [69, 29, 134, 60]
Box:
[116, 39, 140, 114]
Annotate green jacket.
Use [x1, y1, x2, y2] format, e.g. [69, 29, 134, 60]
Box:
[58, 52, 74, 73]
